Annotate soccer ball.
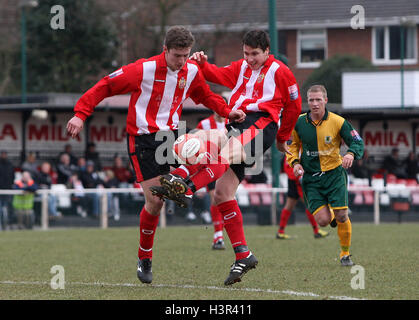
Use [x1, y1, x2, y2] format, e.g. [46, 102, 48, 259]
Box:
[173, 134, 207, 165]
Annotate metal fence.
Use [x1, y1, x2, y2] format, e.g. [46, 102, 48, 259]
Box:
[1, 184, 419, 231]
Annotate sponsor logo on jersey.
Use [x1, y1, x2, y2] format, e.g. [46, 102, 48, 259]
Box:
[257, 73, 265, 83]
[288, 83, 299, 101]
[350, 130, 362, 141]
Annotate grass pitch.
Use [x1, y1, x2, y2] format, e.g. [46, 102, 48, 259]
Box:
[0, 223, 418, 300]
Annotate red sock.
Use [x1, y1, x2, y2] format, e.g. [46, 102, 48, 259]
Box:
[217, 200, 248, 260]
[190, 158, 229, 192]
[305, 209, 319, 234]
[171, 164, 201, 179]
[138, 207, 159, 260]
[278, 208, 292, 233]
[211, 205, 224, 234]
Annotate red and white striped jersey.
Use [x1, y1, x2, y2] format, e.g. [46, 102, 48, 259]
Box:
[200, 54, 302, 143]
[74, 52, 231, 135]
[196, 114, 227, 131]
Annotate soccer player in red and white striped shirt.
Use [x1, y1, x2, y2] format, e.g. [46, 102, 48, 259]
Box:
[159, 30, 302, 285]
[66, 26, 245, 284]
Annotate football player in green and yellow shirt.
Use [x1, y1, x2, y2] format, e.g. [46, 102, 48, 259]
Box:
[286, 85, 364, 266]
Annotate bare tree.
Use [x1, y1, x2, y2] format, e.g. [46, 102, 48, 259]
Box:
[98, 0, 188, 64]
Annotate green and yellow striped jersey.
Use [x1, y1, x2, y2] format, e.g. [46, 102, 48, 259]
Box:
[286, 109, 364, 173]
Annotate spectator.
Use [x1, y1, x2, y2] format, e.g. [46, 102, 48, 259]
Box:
[80, 161, 104, 188]
[21, 152, 39, 180]
[381, 148, 408, 179]
[76, 157, 87, 177]
[351, 149, 376, 184]
[405, 151, 419, 181]
[36, 162, 61, 219]
[56, 153, 76, 184]
[112, 155, 133, 185]
[12, 171, 38, 229]
[113, 156, 134, 205]
[79, 160, 104, 217]
[59, 144, 78, 166]
[85, 142, 102, 171]
[67, 174, 87, 218]
[103, 170, 120, 221]
[0, 151, 15, 230]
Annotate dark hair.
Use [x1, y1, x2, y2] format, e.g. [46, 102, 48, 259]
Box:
[164, 26, 195, 50]
[243, 30, 270, 52]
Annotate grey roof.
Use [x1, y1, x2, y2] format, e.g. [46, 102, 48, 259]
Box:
[170, 0, 419, 31]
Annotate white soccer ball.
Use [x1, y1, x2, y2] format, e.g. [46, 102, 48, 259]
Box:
[173, 134, 206, 165]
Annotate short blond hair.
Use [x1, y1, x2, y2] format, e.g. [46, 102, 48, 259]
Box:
[307, 85, 327, 99]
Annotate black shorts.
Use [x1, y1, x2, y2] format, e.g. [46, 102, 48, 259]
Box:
[226, 112, 278, 182]
[127, 131, 179, 183]
[287, 179, 303, 200]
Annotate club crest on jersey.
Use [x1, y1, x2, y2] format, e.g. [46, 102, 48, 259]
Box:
[257, 73, 265, 83]
[325, 136, 332, 144]
[178, 77, 186, 89]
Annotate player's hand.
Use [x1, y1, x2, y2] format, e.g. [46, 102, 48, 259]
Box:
[293, 163, 304, 177]
[276, 141, 292, 155]
[190, 51, 208, 65]
[66, 116, 84, 138]
[342, 153, 354, 169]
[228, 109, 246, 123]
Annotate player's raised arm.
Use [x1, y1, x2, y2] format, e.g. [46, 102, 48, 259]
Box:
[66, 62, 140, 138]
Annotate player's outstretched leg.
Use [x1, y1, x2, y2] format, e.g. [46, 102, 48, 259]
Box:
[150, 184, 192, 208]
[160, 173, 189, 195]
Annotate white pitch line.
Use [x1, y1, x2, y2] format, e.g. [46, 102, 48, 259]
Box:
[0, 280, 364, 300]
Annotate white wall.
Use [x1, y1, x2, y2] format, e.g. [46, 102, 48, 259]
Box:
[342, 70, 419, 109]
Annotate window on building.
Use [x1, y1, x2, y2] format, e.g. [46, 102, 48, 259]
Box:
[373, 26, 417, 65]
[297, 29, 327, 68]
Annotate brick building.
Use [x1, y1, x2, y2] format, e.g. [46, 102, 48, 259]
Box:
[168, 0, 419, 87]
